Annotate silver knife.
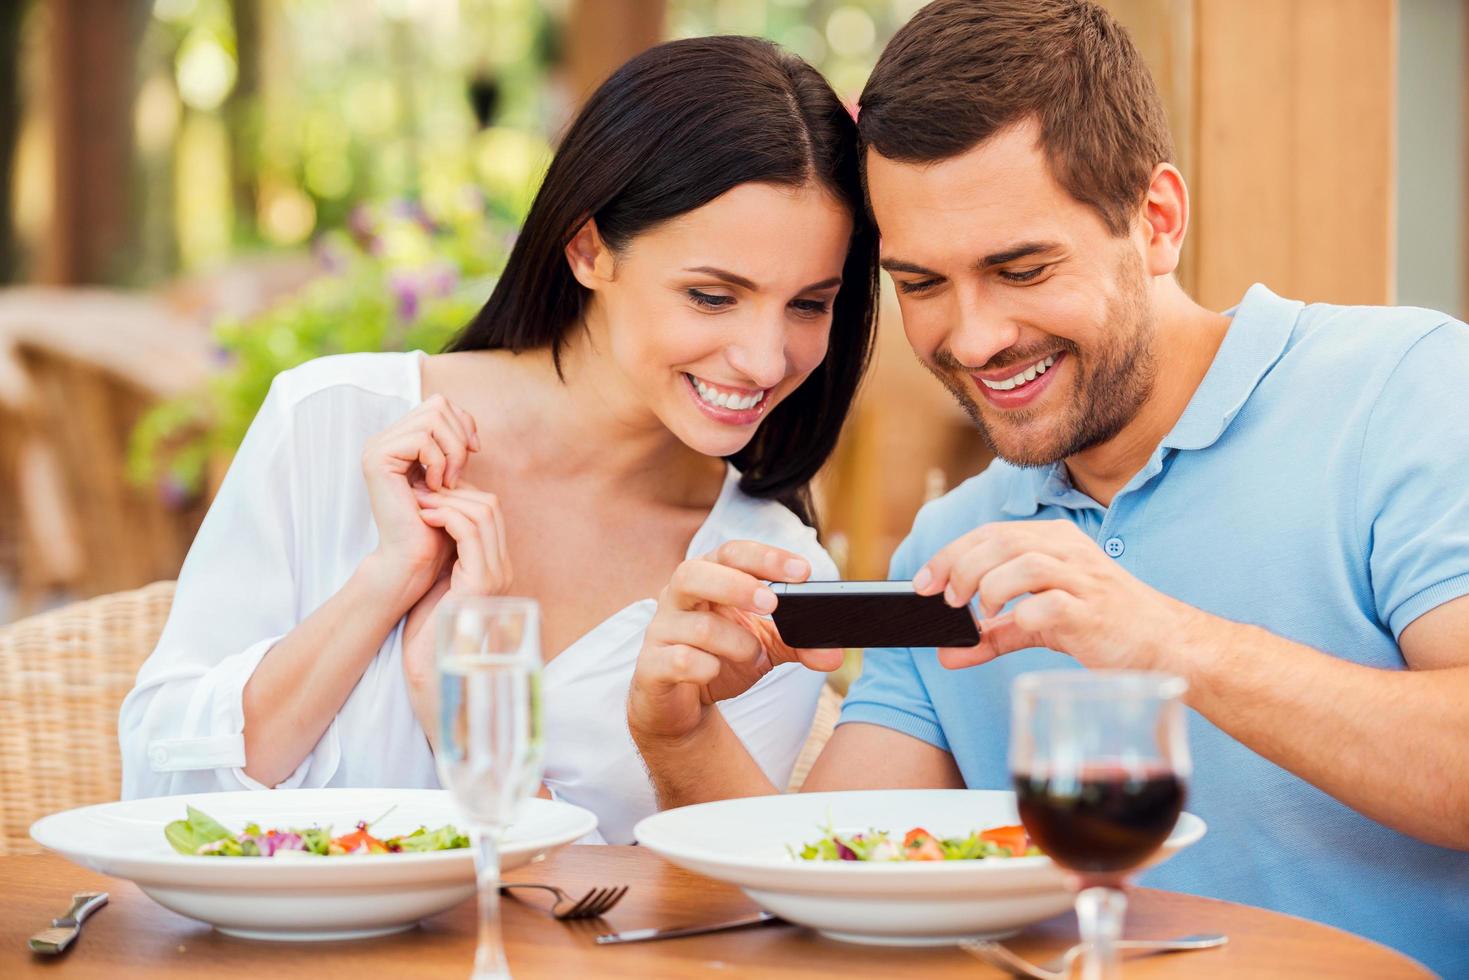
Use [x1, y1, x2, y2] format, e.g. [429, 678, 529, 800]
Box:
[28, 891, 109, 955]
[596, 910, 781, 945]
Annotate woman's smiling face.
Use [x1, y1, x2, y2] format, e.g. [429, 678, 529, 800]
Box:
[567, 180, 853, 459]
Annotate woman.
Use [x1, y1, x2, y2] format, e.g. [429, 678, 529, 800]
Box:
[119, 36, 877, 844]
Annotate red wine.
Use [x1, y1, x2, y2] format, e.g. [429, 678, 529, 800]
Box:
[1013, 769, 1184, 874]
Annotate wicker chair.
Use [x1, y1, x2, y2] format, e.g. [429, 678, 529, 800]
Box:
[0, 580, 175, 854]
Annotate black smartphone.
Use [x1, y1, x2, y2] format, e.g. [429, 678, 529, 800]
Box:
[769, 581, 981, 649]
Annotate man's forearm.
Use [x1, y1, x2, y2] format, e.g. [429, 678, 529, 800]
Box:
[630, 708, 778, 809]
[1178, 616, 1469, 850]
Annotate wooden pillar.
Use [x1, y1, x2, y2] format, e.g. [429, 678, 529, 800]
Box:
[0, 1, 26, 284]
[565, 0, 666, 104]
[1191, 0, 1397, 309]
[45, 0, 148, 285]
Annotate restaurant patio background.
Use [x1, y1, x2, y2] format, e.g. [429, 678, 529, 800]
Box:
[0, 0, 1465, 621]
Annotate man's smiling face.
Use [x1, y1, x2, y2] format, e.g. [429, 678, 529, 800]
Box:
[865, 120, 1159, 468]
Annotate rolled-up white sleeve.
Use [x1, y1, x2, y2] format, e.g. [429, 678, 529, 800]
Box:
[118, 377, 341, 797]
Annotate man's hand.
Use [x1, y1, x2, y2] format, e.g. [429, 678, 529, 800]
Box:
[912, 519, 1206, 672]
[628, 541, 843, 744]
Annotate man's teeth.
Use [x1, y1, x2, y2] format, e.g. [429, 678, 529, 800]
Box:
[979, 354, 1057, 391]
[691, 375, 767, 411]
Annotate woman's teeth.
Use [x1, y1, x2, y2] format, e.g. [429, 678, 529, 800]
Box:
[689, 375, 767, 411]
[979, 354, 1057, 391]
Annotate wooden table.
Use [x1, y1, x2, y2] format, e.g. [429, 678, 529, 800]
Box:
[1, 847, 1432, 978]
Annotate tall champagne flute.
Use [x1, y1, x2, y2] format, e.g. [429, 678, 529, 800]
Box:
[436, 597, 545, 980]
[1009, 671, 1190, 980]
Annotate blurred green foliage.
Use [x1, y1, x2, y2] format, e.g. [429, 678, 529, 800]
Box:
[128, 190, 516, 499]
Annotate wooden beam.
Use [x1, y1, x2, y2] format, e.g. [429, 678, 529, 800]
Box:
[46, 0, 148, 285]
[1191, 0, 1397, 309]
[565, 0, 666, 106]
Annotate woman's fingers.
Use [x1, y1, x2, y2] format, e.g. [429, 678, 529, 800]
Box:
[415, 487, 511, 592]
[418, 507, 489, 592]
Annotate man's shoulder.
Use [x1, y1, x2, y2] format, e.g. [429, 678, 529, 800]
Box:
[1284, 298, 1466, 377]
[891, 462, 1027, 574]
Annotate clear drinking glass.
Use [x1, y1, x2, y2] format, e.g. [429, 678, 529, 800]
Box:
[1009, 671, 1190, 980]
[435, 596, 545, 980]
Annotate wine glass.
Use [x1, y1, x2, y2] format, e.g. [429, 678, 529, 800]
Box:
[1009, 670, 1190, 980]
[436, 596, 545, 980]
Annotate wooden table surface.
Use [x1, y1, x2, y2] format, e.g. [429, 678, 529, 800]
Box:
[1, 846, 1432, 978]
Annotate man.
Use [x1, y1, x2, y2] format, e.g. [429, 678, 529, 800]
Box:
[627, 1, 1469, 974]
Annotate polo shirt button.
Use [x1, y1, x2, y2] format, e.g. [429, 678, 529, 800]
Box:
[1104, 536, 1125, 557]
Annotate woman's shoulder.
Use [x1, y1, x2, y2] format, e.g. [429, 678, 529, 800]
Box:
[268, 351, 425, 410]
[709, 473, 840, 581]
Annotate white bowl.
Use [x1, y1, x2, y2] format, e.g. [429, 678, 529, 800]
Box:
[634, 788, 1205, 946]
[31, 787, 597, 941]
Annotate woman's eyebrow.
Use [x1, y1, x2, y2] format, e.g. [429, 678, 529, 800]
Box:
[683, 268, 842, 293]
[683, 266, 756, 289]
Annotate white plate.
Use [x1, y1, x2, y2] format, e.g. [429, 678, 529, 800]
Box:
[634, 788, 1205, 946]
[31, 787, 597, 941]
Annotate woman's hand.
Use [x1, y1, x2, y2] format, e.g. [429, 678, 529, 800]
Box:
[359, 393, 481, 605]
[627, 541, 843, 745]
[400, 481, 514, 748]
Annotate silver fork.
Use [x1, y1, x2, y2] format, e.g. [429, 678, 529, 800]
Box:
[499, 882, 629, 920]
[961, 933, 1228, 979]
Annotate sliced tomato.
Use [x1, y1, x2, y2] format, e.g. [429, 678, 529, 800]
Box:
[902, 827, 945, 861]
[331, 827, 389, 855]
[980, 824, 1030, 856]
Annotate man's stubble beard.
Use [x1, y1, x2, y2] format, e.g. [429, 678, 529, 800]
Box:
[926, 251, 1159, 469]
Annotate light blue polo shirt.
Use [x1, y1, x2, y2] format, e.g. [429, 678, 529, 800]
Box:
[841, 284, 1469, 977]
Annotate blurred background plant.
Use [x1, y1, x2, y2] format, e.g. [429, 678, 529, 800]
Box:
[126, 189, 515, 498]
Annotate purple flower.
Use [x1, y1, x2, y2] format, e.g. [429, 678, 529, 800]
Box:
[426, 261, 458, 296]
[836, 841, 858, 861]
[159, 474, 191, 510]
[389, 270, 421, 322]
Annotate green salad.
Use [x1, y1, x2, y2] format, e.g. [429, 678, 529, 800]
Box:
[793, 823, 1040, 862]
[164, 805, 469, 857]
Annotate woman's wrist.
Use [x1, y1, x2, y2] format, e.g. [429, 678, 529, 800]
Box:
[354, 551, 434, 619]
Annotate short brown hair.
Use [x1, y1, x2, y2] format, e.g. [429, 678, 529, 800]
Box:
[858, 0, 1173, 236]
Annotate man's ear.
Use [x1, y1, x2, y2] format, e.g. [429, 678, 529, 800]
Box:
[565, 217, 616, 290]
[1138, 162, 1188, 278]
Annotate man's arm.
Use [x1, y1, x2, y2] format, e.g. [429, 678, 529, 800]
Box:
[799, 722, 965, 792]
[1180, 595, 1469, 851]
[633, 705, 964, 808]
[915, 520, 1469, 852]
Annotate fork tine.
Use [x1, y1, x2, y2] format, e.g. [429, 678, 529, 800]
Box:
[562, 889, 601, 919]
[585, 888, 616, 918]
[589, 885, 627, 917]
[601, 885, 629, 914]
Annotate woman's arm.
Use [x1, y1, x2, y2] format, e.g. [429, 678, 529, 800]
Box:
[239, 393, 482, 786]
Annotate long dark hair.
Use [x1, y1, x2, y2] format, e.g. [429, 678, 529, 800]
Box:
[448, 36, 879, 527]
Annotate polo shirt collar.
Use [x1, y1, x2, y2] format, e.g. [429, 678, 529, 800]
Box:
[999, 283, 1300, 517]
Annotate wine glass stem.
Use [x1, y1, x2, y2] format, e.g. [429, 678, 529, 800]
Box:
[471, 825, 510, 980]
[1075, 885, 1126, 980]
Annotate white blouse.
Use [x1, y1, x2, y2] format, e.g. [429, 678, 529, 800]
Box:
[118, 351, 834, 843]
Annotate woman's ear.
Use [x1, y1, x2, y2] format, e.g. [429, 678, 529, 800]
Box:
[565, 217, 616, 290]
